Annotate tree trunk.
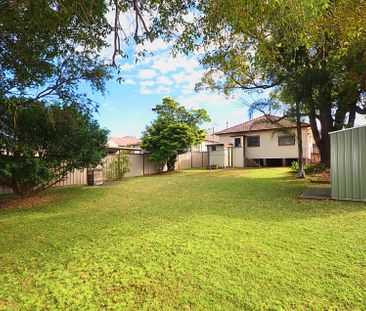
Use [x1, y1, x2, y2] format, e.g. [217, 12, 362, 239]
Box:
[167, 154, 177, 171]
[315, 59, 333, 167]
[296, 101, 305, 178]
[348, 101, 357, 127]
[318, 109, 333, 167]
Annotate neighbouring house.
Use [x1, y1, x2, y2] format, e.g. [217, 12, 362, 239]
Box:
[191, 134, 220, 152]
[208, 115, 315, 168]
[107, 136, 142, 154]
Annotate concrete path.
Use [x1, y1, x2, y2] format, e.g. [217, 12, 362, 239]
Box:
[300, 186, 331, 200]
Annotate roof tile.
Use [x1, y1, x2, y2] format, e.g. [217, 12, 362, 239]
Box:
[216, 115, 309, 135]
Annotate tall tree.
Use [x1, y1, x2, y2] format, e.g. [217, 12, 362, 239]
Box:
[141, 97, 210, 171]
[149, 0, 366, 166]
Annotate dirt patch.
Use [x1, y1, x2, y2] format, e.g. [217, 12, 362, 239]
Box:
[308, 169, 331, 184]
[0, 194, 58, 210]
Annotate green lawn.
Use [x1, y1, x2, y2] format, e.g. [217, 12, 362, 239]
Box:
[0, 168, 365, 310]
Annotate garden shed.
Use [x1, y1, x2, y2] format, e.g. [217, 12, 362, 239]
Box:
[207, 143, 233, 168]
[330, 126, 366, 201]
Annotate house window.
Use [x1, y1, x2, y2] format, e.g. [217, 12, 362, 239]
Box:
[278, 135, 295, 146]
[211, 145, 216, 151]
[247, 136, 260, 147]
[234, 137, 241, 147]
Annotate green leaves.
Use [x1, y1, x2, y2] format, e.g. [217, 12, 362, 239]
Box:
[0, 101, 108, 196]
[107, 153, 131, 181]
[0, 0, 110, 109]
[141, 98, 210, 171]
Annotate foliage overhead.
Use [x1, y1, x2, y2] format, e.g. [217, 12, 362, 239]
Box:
[141, 97, 210, 171]
[0, 101, 108, 197]
[0, 0, 112, 109]
[137, 0, 366, 166]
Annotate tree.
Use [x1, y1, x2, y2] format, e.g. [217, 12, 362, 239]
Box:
[0, 101, 108, 197]
[141, 97, 210, 171]
[154, 0, 366, 167]
[0, 1, 113, 109]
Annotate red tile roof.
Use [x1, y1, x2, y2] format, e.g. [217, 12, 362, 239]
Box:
[108, 136, 141, 146]
[216, 115, 309, 135]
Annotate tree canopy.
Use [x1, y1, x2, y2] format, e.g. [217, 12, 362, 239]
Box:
[141, 97, 210, 171]
[0, 0, 114, 109]
[0, 101, 108, 197]
[140, 0, 366, 166]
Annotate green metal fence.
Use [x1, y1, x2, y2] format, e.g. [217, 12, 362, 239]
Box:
[330, 126, 366, 201]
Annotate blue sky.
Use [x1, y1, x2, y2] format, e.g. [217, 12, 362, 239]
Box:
[89, 36, 267, 138]
[88, 12, 365, 138]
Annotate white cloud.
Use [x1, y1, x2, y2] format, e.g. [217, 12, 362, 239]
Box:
[172, 72, 187, 84]
[180, 88, 194, 95]
[156, 76, 174, 86]
[150, 54, 200, 74]
[120, 63, 135, 72]
[178, 92, 237, 109]
[135, 38, 171, 53]
[138, 69, 158, 79]
[124, 78, 136, 85]
[139, 87, 154, 95]
[140, 80, 155, 87]
[156, 85, 171, 94]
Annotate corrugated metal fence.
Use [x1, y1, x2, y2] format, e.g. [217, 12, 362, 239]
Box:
[0, 168, 88, 196]
[330, 126, 366, 201]
[0, 151, 207, 195]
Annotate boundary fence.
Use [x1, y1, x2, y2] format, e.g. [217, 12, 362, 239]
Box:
[0, 151, 208, 195]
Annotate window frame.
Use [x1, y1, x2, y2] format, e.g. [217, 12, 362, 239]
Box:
[234, 137, 241, 147]
[211, 145, 217, 151]
[278, 135, 295, 146]
[247, 135, 260, 147]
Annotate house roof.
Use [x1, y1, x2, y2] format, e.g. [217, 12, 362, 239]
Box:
[216, 115, 309, 135]
[108, 136, 141, 147]
[205, 134, 220, 143]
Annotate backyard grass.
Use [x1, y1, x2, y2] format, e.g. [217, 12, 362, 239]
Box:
[0, 168, 365, 310]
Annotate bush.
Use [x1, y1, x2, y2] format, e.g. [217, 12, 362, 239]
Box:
[304, 163, 327, 175]
[107, 153, 131, 181]
[290, 161, 327, 175]
[290, 161, 299, 174]
[0, 101, 108, 197]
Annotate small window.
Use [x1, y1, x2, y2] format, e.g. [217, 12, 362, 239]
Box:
[247, 136, 260, 147]
[278, 136, 295, 146]
[234, 137, 241, 147]
[211, 145, 216, 151]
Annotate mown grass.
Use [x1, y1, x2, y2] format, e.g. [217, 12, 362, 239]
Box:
[0, 168, 365, 310]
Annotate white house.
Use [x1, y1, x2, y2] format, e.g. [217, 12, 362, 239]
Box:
[208, 115, 314, 167]
[191, 134, 220, 152]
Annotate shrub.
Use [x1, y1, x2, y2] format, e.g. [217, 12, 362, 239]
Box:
[107, 153, 131, 181]
[0, 101, 108, 197]
[304, 163, 327, 175]
[290, 161, 299, 174]
[290, 161, 328, 175]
